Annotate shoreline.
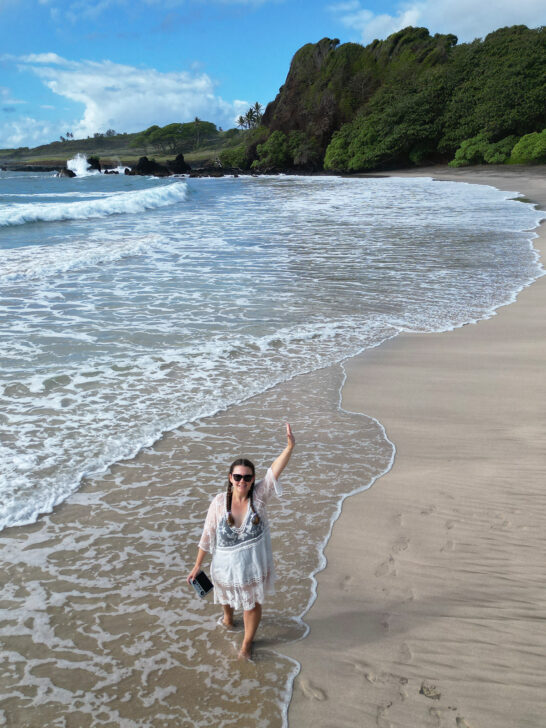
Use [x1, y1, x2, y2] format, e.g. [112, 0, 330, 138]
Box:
[1, 166, 544, 727]
[283, 166, 546, 727]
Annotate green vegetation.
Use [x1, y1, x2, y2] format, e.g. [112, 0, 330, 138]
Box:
[264, 25, 546, 171]
[509, 130, 546, 164]
[448, 134, 518, 166]
[130, 119, 220, 154]
[0, 121, 245, 169]
[252, 131, 290, 169]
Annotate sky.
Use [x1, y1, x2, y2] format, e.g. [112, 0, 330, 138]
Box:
[1, 0, 545, 149]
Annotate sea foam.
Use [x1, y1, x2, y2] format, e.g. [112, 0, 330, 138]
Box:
[0, 180, 188, 226]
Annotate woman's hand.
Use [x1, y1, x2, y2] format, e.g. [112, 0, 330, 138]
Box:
[286, 422, 295, 449]
[271, 423, 295, 479]
[187, 564, 202, 585]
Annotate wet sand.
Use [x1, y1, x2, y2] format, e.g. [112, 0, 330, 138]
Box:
[284, 166, 546, 728]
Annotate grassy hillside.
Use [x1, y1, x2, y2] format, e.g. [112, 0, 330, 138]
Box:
[0, 122, 242, 169]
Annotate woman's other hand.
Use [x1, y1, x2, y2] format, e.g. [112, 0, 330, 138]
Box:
[187, 565, 202, 585]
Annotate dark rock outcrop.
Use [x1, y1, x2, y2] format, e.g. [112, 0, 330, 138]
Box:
[87, 156, 101, 172]
[58, 167, 76, 178]
[126, 156, 170, 177]
[166, 154, 191, 174]
[189, 167, 225, 178]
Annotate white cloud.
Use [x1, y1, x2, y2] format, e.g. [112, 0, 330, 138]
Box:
[13, 55, 251, 140]
[19, 52, 68, 64]
[330, 0, 546, 44]
[0, 116, 64, 148]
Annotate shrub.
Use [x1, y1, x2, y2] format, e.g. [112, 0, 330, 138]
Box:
[509, 130, 546, 164]
[287, 131, 321, 168]
[448, 134, 490, 166]
[219, 145, 249, 169]
[482, 135, 518, 164]
[450, 133, 523, 166]
[252, 131, 290, 169]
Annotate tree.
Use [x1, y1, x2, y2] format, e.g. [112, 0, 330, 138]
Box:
[252, 102, 263, 123]
[237, 115, 246, 129]
[244, 108, 256, 129]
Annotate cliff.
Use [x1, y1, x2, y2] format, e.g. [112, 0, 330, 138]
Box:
[260, 25, 545, 171]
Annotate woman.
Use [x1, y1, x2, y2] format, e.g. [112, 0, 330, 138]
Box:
[187, 423, 295, 660]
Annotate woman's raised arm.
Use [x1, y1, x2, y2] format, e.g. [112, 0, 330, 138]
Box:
[270, 423, 295, 480]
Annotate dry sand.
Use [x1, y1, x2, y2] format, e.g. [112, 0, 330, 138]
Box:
[283, 166, 546, 728]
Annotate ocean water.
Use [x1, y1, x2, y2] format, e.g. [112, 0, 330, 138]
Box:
[1, 169, 543, 531]
[0, 167, 544, 727]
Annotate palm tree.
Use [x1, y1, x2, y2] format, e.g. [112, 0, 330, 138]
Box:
[252, 102, 263, 123]
[237, 115, 246, 129]
[244, 108, 256, 129]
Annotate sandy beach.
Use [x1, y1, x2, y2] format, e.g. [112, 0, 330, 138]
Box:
[284, 166, 546, 728]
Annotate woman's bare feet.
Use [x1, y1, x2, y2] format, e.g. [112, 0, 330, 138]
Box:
[222, 605, 234, 628]
[238, 643, 252, 661]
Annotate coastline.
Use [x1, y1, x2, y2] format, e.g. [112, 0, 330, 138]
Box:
[1, 165, 544, 727]
[283, 166, 546, 727]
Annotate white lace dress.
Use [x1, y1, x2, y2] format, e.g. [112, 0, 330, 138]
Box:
[198, 468, 282, 611]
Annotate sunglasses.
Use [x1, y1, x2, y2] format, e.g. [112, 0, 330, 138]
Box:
[231, 473, 254, 483]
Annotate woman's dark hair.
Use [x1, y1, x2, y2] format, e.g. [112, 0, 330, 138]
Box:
[227, 458, 260, 526]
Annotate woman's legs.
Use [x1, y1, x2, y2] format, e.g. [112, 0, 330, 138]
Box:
[222, 604, 234, 627]
[239, 602, 262, 659]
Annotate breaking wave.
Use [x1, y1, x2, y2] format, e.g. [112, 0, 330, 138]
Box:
[0, 181, 189, 227]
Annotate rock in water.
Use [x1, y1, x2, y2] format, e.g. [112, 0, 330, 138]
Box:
[128, 156, 170, 177]
[167, 154, 191, 174]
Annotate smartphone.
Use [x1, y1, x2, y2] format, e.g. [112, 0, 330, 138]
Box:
[191, 570, 214, 598]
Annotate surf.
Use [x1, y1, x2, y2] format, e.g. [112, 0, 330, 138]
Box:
[0, 180, 189, 227]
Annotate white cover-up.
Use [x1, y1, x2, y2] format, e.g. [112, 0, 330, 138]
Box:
[199, 467, 282, 611]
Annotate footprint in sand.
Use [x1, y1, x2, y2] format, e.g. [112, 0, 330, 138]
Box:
[376, 702, 393, 728]
[341, 574, 355, 591]
[445, 519, 455, 530]
[392, 536, 410, 553]
[344, 659, 376, 684]
[375, 555, 396, 577]
[440, 539, 455, 552]
[299, 678, 327, 701]
[456, 719, 473, 728]
[421, 505, 436, 516]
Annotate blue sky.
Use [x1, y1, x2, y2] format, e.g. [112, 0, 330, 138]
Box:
[1, 0, 544, 149]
